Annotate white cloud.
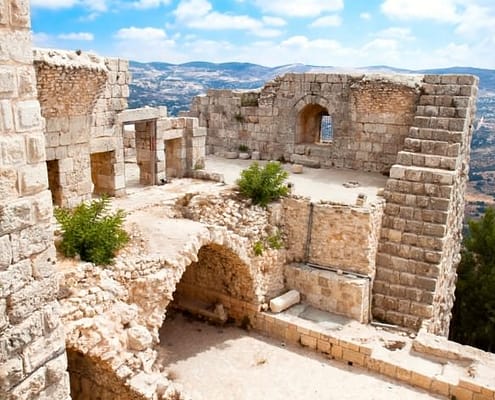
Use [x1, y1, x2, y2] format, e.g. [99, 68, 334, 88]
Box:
[380, 0, 460, 22]
[455, 4, 495, 37]
[30, 0, 77, 8]
[173, 0, 282, 36]
[375, 27, 415, 41]
[114, 27, 168, 40]
[262, 16, 286, 27]
[131, 0, 171, 9]
[58, 32, 94, 41]
[281, 35, 341, 50]
[310, 15, 342, 27]
[360, 12, 372, 20]
[254, 0, 343, 17]
[31, 0, 107, 12]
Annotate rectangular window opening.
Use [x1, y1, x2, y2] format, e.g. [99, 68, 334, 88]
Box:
[320, 115, 333, 143]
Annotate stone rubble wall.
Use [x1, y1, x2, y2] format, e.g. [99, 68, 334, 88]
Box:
[372, 75, 479, 334]
[34, 49, 130, 207]
[188, 73, 421, 173]
[0, 1, 70, 399]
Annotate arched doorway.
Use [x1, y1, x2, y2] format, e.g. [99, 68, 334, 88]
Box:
[296, 103, 333, 144]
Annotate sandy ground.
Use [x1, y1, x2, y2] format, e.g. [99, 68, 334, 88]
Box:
[124, 155, 388, 205]
[157, 313, 445, 400]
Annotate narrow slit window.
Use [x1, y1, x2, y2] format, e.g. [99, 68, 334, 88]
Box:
[320, 115, 333, 143]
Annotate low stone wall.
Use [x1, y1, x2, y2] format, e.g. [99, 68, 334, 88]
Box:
[280, 197, 383, 277]
[285, 264, 370, 323]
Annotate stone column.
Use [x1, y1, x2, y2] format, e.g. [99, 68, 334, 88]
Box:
[0, 1, 71, 399]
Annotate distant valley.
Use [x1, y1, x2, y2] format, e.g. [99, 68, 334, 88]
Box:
[128, 61, 495, 213]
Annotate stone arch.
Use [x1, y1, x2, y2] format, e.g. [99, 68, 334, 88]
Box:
[293, 94, 335, 145]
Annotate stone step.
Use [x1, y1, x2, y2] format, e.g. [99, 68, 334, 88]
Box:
[396, 151, 458, 170]
[421, 83, 477, 97]
[415, 105, 468, 119]
[389, 164, 455, 185]
[418, 95, 470, 108]
[403, 138, 460, 157]
[408, 127, 464, 144]
[412, 116, 466, 131]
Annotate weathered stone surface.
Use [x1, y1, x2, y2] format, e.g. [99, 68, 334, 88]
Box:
[127, 325, 153, 351]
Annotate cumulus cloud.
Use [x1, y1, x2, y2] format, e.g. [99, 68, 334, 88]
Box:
[31, 0, 78, 8]
[281, 35, 341, 50]
[254, 0, 343, 17]
[131, 0, 171, 9]
[360, 12, 372, 20]
[262, 16, 286, 27]
[375, 27, 415, 41]
[114, 27, 168, 40]
[380, 0, 460, 22]
[58, 32, 94, 41]
[310, 15, 342, 28]
[173, 0, 282, 36]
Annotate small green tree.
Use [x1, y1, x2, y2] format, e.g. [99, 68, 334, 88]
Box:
[54, 196, 129, 265]
[236, 161, 289, 206]
[450, 207, 495, 352]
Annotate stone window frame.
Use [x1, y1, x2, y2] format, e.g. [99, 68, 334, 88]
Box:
[293, 94, 335, 146]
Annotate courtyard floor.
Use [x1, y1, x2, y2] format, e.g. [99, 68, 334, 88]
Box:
[157, 312, 445, 400]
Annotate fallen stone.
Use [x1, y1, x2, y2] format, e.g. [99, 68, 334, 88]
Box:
[251, 151, 261, 160]
[270, 290, 300, 313]
[225, 151, 238, 159]
[127, 325, 153, 351]
[239, 152, 250, 160]
[291, 164, 303, 174]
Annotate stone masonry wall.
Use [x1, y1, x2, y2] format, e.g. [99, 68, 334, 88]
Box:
[280, 197, 383, 277]
[372, 75, 479, 334]
[0, 1, 70, 399]
[34, 49, 130, 206]
[188, 73, 421, 173]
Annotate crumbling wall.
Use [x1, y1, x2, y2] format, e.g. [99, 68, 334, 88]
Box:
[372, 75, 479, 334]
[34, 49, 130, 206]
[189, 73, 421, 173]
[0, 1, 70, 398]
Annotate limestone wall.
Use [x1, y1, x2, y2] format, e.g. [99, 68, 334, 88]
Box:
[285, 264, 370, 323]
[280, 197, 383, 277]
[372, 75, 479, 334]
[188, 73, 421, 173]
[0, 1, 70, 399]
[34, 49, 130, 207]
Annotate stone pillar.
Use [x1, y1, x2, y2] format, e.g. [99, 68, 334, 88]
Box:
[135, 120, 156, 184]
[0, 1, 71, 398]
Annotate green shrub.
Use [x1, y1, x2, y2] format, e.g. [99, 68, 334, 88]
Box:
[236, 161, 289, 206]
[267, 230, 284, 250]
[238, 144, 249, 152]
[54, 196, 129, 265]
[253, 240, 264, 256]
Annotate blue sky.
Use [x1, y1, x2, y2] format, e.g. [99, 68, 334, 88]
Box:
[30, 0, 495, 69]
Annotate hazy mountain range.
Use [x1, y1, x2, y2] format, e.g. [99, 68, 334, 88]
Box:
[128, 61, 495, 114]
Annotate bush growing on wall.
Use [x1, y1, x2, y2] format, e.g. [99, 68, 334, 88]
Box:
[54, 196, 129, 265]
[236, 161, 289, 206]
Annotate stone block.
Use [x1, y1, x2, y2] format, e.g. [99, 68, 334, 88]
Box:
[0, 66, 16, 95]
[7, 274, 58, 324]
[0, 258, 31, 297]
[25, 133, 47, 163]
[269, 290, 300, 313]
[14, 100, 42, 131]
[0, 234, 12, 269]
[0, 356, 24, 391]
[18, 162, 49, 196]
[127, 325, 153, 351]
[0, 134, 26, 165]
[22, 324, 65, 374]
[0, 166, 18, 200]
[0, 197, 33, 236]
[0, 99, 14, 131]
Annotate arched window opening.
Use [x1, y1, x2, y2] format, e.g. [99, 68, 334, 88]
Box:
[296, 103, 333, 144]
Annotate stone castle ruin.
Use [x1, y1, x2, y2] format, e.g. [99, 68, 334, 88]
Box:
[1, 1, 495, 400]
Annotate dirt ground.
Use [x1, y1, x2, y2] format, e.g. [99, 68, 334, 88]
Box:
[157, 312, 445, 400]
